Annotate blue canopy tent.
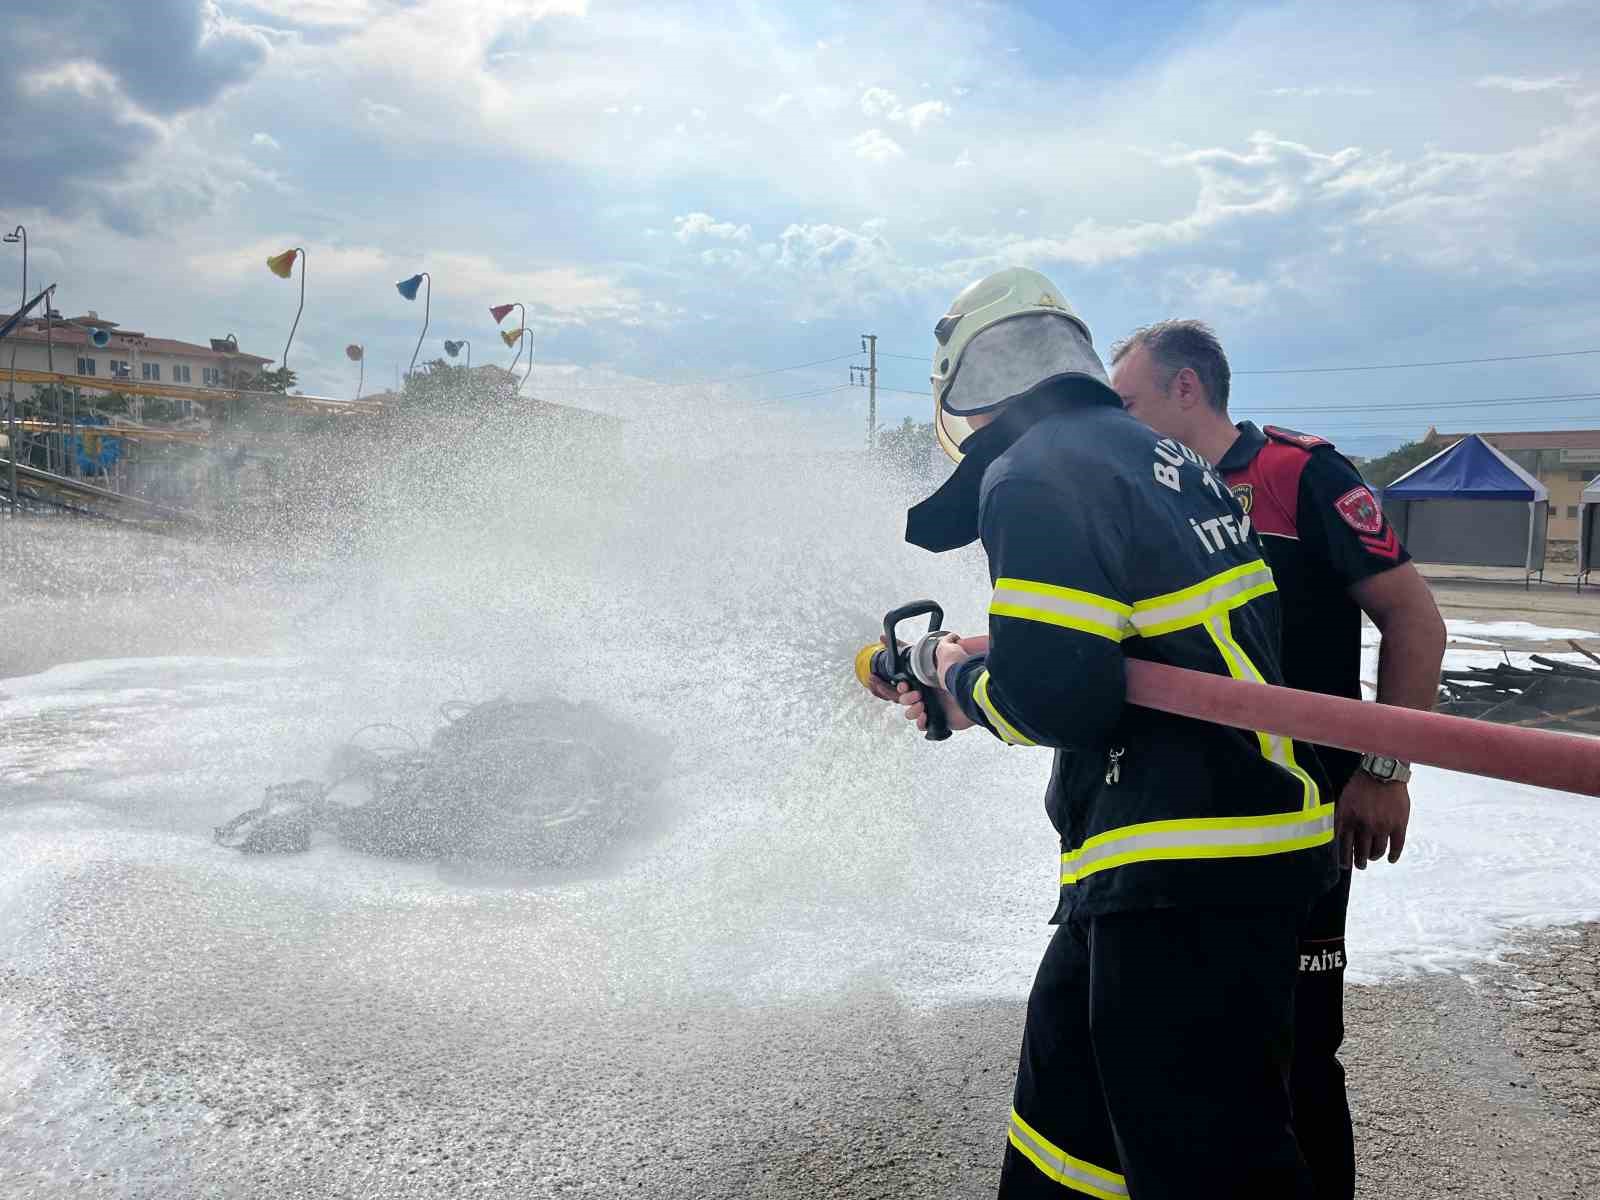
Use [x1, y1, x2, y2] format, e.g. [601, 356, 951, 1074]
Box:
[1381, 435, 1548, 581]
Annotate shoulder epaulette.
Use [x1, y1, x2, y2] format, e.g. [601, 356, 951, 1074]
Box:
[1263, 425, 1333, 451]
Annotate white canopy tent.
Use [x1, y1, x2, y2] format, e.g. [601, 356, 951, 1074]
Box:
[1577, 475, 1600, 590]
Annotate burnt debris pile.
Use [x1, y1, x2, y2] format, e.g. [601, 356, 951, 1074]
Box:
[1437, 646, 1600, 734]
[216, 697, 670, 866]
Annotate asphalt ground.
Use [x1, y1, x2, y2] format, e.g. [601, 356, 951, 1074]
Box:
[4, 922, 1597, 1198]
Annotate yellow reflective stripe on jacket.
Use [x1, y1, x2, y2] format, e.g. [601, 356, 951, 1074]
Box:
[1060, 803, 1336, 884]
[1204, 611, 1321, 811]
[1007, 1109, 1128, 1198]
[975, 669, 1037, 747]
[1129, 560, 1277, 638]
[990, 577, 1133, 643]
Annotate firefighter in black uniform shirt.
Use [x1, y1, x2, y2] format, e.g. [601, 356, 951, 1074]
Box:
[867, 269, 1339, 1197]
[1110, 319, 1447, 1200]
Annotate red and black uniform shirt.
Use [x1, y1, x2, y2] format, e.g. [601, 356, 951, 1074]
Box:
[1216, 422, 1411, 794]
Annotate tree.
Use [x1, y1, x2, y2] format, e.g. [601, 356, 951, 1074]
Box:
[248, 366, 298, 394]
[1360, 439, 1440, 487]
[875, 416, 938, 477]
[392, 360, 519, 415]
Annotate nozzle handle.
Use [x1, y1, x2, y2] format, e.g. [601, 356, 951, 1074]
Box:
[882, 600, 951, 741]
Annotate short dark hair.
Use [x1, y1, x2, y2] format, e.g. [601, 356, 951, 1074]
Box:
[1110, 319, 1231, 412]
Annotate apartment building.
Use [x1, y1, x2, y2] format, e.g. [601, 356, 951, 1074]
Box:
[1, 308, 272, 413]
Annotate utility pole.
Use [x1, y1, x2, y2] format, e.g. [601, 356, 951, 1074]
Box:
[850, 333, 877, 454]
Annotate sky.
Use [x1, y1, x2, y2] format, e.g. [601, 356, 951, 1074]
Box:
[4, 0, 1600, 455]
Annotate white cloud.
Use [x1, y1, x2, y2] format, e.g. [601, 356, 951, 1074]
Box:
[902, 99, 949, 131]
[770, 223, 889, 281]
[1160, 266, 1271, 313]
[858, 87, 949, 131]
[362, 98, 400, 124]
[752, 92, 795, 118]
[851, 128, 905, 162]
[251, 132, 281, 150]
[859, 86, 898, 119]
[953, 149, 973, 169]
[673, 212, 751, 243]
[1267, 85, 1374, 97]
[1476, 73, 1579, 92]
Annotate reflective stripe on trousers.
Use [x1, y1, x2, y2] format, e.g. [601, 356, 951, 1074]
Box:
[1007, 1108, 1128, 1198]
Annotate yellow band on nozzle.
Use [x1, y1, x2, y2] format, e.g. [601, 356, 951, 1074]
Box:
[854, 643, 882, 690]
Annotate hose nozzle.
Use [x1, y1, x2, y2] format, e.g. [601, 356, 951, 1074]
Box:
[855, 600, 952, 741]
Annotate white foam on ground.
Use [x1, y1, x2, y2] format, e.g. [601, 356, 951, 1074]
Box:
[1365, 620, 1595, 649]
[1348, 625, 1600, 980]
[7, 646, 1600, 1005]
[1445, 619, 1598, 641]
[1346, 764, 1600, 982]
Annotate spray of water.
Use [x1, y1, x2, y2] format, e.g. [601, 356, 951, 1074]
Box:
[0, 381, 1061, 1191]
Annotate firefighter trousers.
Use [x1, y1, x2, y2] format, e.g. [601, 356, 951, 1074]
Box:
[1293, 868, 1354, 1200]
[998, 904, 1313, 1199]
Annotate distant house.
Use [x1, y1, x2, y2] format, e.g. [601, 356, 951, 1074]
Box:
[1423, 426, 1600, 545]
[0, 308, 272, 417]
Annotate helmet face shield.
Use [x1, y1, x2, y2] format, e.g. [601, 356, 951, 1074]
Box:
[934, 406, 975, 463]
[942, 312, 1108, 417]
[928, 268, 1105, 463]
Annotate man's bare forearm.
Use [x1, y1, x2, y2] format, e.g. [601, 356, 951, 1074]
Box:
[1373, 609, 1446, 712]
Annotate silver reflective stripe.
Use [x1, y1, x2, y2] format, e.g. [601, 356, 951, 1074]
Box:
[1062, 805, 1336, 883]
[975, 670, 1036, 746]
[990, 578, 1133, 643]
[1007, 1110, 1128, 1198]
[1129, 561, 1275, 637]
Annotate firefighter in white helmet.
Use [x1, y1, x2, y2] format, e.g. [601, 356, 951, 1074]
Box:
[871, 267, 1337, 1198]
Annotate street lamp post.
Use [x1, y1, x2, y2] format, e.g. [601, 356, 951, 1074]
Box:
[396, 273, 431, 380]
[3, 225, 24, 514]
[490, 302, 526, 373]
[346, 344, 365, 401]
[265, 247, 306, 373]
[443, 339, 471, 371]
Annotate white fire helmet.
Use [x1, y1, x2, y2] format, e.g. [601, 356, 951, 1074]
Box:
[930, 267, 1111, 463]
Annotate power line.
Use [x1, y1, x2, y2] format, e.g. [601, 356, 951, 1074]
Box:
[1339, 417, 1600, 429]
[542, 350, 861, 393]
[879, 346, 1600, 375]
[757, 382, 855, 404]
[1234, 349, 1600, 376]
[878, 383, 1600, 416]
[1235, 390, 1600, 415]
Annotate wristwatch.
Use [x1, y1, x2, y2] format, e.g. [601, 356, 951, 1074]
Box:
[1359, 753, 1411, 784]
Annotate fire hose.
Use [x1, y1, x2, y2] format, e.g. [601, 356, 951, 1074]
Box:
[858, 600, 1600, 798]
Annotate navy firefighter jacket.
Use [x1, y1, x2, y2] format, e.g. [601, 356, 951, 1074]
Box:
[909, 383, 1339, 920]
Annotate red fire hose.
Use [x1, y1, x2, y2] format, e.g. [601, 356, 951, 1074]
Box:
[1125, 659, 1600, 797]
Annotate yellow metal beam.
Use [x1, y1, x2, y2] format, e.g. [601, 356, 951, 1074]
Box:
[13, 419, 212, 444]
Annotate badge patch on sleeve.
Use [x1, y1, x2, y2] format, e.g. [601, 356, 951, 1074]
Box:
[1335, 486, 1383, 535]
[1230, 482, 1254, 515]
